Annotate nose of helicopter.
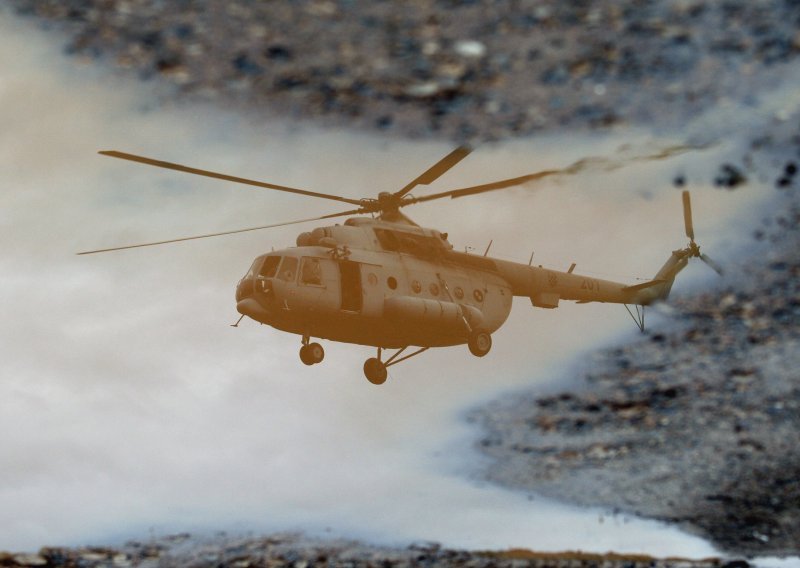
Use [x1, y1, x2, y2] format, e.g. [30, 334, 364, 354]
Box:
[235, 277, 251, 303]
[235, 277, 273, 323]
[236, 297, 271, 323]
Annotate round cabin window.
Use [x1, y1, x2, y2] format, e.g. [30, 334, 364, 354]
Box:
[454, 286, 464, 300]
[473, 289, 484, 302]
[411, 280, 422, 293]
[387, 276, 398, 290]
[429, 283, 440, 296]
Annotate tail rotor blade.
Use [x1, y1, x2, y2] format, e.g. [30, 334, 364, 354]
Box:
[682, 190, 695, 241]
[700, 253, 724, 276]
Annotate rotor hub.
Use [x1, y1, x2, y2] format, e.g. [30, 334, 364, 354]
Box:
[377, 191, 400, 212]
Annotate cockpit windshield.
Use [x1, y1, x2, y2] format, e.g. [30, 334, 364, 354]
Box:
[244, 256, 264, 278]
[259, 256, 281, 278]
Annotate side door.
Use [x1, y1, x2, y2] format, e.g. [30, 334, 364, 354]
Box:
[339, 260, 362, 312]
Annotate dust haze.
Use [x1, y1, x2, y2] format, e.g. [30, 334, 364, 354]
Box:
[0, 11, 776, 556]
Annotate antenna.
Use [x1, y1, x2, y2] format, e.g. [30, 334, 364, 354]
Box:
[483, 239, 493, 257]
[528, 251, 534, 266]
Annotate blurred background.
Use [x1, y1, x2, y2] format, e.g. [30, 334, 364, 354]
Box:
[1, 1, 799, 563]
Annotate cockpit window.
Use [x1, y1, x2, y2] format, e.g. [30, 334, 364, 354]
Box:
[259, 256, 281, 278]
[245, 257, 263, 278]
[278, 256, 298, 282]
[300, 257, 322, 285]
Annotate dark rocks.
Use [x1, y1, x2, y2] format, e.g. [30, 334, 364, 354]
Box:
[232, 53, 262, 75]
[714, 164, 748, 189]
[265, 44, 292, 62]
[0, 546, 148, 567]
[0, 534, 729, 567]
[540, 64, 570, 86]
[777, 161, 798, 188]
[9, 0, 800, 140]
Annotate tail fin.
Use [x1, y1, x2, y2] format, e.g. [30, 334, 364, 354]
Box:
[650, 251, 690, 301]
[623, 270, 680, 304]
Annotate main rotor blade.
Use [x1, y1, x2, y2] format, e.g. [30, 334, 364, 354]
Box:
[76, 208, 364, 255]
[402, 166, 566, 204]
[682, 190, 695, 241]
[402, 144, 707, 206]
[99, 151, 363, 206]
[700, 253, 724, 276]
[393, 146, 472, 199]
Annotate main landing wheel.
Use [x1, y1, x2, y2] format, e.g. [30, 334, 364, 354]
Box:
[363, 357, 388, 385]
[300, 342, 325, 365]
[468, 331, 492, 357]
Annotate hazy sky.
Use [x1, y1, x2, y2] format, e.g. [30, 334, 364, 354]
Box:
[0, 8, 786, 557]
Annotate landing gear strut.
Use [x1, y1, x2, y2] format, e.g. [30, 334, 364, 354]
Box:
[299, 336, 324, 366]
[363, 346, 429, 385]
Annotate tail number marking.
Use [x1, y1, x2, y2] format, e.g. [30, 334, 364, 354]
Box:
[580, 278, 600, 292]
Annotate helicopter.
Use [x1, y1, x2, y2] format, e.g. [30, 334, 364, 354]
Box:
[80, 146, 721, 384]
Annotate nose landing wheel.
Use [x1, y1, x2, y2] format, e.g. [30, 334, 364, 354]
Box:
[300, 341, 325, 365]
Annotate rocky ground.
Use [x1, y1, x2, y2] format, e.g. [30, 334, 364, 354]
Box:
[0, 532, 741, 568]
[471, 118, 800, 557]
[7, 0, 800, 140]
[3, 0, 800, 565]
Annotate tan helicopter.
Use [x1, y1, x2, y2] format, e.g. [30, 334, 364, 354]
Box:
[81, 147, 721, 384]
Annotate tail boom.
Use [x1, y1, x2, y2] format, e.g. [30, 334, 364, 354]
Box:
[489, 190, 716, 311]
[493, 259, 673, 308]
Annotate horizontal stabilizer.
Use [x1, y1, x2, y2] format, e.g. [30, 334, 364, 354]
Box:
[623, 279, 667, 292]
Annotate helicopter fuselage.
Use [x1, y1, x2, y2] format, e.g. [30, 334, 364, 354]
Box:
[235, 218, 513, 349]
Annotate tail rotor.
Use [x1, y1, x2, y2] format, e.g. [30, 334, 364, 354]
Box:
[682, 190, 723, 275]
